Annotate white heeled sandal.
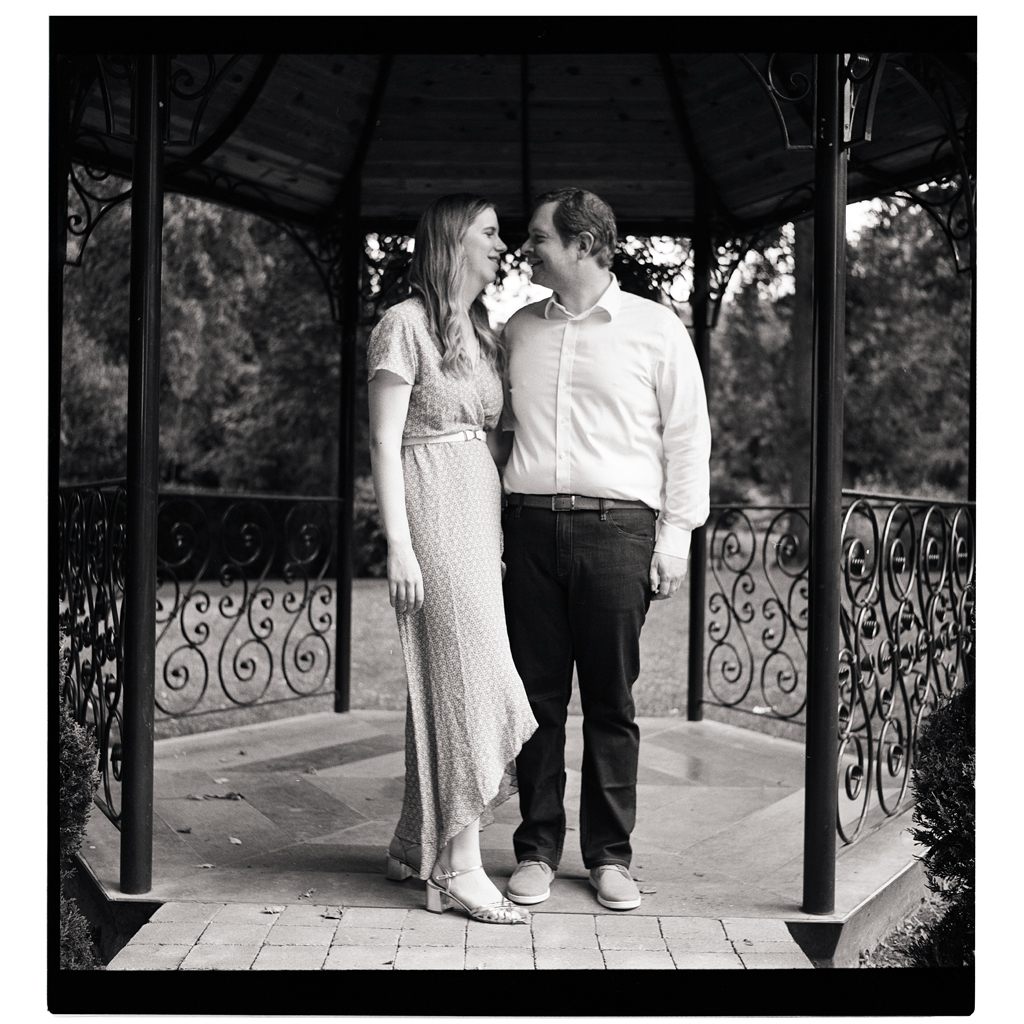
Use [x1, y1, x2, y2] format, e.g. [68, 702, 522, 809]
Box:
[425, 864, 528, 925]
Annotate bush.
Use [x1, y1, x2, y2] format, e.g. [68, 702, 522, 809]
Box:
[58, 638, 103, 970]
[908, 681, 975, 967]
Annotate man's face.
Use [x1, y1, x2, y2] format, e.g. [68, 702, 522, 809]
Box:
[522, 202, 578, 293]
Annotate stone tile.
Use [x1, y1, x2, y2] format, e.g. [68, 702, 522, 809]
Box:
[180, 944, 262, 970]
[535, 947, 606, 969]
[595, 914, 662, 937]
[251, 945, 331, 970]
[732, 937, 806, 953]
[399, 908, 467, 945]
[129, 920, 210, 945]
[466, 919, 534, 947]
[670, 951, 745, 969]
[323, 945, 398, 970]
[212, 903, 282, 925]
[658, 916, 727, 941]
[233, 732, 406, 774]
[198, 922, 274, 945]
[465, 948, 535, 970]
[276, 904, 343, 925]
[331, 927, 403, 947]
[738, 952, 813, 969]
[231, 776, 369, 841]
[721, 917, 794, 941]
[664, 935, 736, 955]
[107, 944, 192, 970]
[530, 913, 598, 948]
[598, 932, 667, 951]
[393, 945, 466, 970]
[338, 907, 408, 929]
[265, 924, 336, 945]
[148, 902, 224, 924]
[602, 949, 676, 969]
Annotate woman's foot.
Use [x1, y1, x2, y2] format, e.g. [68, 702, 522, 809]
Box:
[427, 862, 527, 924]
[431, 854, 505, 909]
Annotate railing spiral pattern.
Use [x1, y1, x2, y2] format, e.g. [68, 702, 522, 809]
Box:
[58, 485, 340, 825]
[705, 497, 975, 842]
[155, 493, 339, 717]
[58, 483, 127, 823]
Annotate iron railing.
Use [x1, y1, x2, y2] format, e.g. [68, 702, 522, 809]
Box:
[59, 483, 975, 842]
[702, 494, 975, 842]
[154, 491, 340, 719]
[59, 482, 341, 825]
[59, 482, 127, 822]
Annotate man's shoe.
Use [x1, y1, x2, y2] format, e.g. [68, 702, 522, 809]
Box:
[589, 864, 641, 910]
[506, 860, 555, 905]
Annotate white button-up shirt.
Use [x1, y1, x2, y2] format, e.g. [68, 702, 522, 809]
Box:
[501, 275, 711, 558]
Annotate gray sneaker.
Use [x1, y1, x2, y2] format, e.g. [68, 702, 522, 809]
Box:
[506, 860, 555, 905]
[589, 864, 641, 910]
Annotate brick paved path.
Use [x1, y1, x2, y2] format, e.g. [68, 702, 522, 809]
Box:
[107, 902, 814, 970]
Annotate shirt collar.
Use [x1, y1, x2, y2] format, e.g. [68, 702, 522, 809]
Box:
[544, 274, 621, 322]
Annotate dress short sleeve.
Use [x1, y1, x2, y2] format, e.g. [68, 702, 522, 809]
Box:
[367, 302, 422, 385]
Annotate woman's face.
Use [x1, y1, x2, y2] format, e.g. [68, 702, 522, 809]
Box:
[461, 207, 506, 295]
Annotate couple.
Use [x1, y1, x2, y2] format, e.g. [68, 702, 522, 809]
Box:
[367, 188, 711, 925]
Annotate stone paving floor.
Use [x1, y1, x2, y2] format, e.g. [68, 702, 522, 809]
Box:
[107, 901, 814, 970]
[81, 708, 921, 971]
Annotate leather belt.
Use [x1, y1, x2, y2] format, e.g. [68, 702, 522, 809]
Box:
[402, 428, 486, 446]
[505, 493, 654, 513]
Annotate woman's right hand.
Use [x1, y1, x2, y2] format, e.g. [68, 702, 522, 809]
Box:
[387, 541, 424, 613]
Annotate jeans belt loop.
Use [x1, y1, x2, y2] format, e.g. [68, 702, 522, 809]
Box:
[599, 497, 608, 521]
[515, 493, 523, 519]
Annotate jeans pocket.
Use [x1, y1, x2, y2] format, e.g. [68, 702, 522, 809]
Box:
[606, 509, 656, 542]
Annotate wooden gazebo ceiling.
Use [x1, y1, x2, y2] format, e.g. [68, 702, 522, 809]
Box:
[70, 51, 974, 238]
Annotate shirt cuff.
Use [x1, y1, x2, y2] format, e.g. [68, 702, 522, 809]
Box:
[654, 521, 692, 559]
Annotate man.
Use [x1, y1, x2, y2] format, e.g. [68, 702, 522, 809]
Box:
[499, 188, 711, 911]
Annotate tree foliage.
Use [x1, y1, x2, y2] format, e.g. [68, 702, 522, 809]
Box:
[60, 186, 971, 546]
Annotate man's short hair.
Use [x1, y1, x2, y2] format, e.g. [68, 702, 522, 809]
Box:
[534, 188, 618, 270]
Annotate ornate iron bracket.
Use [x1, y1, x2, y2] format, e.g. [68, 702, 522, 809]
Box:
[65, 54, 272, 267]
[738, 53, 817, 152]
[738, 53, 888, 153]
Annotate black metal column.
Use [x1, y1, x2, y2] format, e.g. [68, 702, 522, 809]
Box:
[687, 193, 712, 722]
[802, 54, 848, 916]
[968, 257, 976, 503]
[50, 54, 71, 669]
[120, 54, 166, 894]
[334, 215, 359, 714]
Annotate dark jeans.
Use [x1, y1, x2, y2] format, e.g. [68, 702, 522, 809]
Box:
[501, 503, 656, 870]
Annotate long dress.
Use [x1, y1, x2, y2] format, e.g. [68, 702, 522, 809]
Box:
[366, 297, 538, 881]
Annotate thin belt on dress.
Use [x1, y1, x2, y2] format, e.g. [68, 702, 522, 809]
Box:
[401, 428, 486, 447]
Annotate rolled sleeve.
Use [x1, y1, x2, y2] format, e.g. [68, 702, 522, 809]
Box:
[653, 318, 712, 559]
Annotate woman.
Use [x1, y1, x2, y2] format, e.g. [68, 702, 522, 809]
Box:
[367, 194, 537, 925]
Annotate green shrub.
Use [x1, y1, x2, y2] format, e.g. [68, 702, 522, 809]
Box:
[58, 637, 103, 969]
[908, 681, 975, 967]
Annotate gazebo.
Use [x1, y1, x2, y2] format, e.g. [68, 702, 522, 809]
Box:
[53, 17, 976, 925]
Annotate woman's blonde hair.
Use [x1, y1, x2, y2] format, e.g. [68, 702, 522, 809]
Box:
[407, 193, 504, 378]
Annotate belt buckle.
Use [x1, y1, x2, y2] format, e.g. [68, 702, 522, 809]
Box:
[551, 494, 575, 512]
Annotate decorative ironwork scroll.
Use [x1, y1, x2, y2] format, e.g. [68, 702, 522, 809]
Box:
[706, 506, 810, 720]
[58, 485, 342, 825]
[155, 493, 340, 718]
[59, 483, 127, 823]
[737, 53, 817, 152]
[703, 496, 975, 844]
[64, 54, 273, 267]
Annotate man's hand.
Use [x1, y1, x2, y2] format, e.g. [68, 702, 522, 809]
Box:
[649, 551, 689, 600]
